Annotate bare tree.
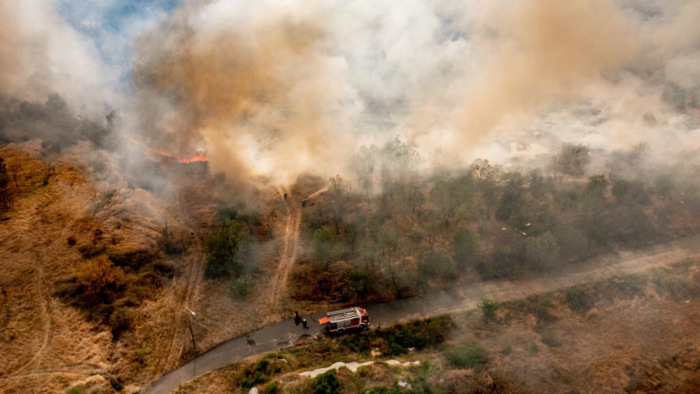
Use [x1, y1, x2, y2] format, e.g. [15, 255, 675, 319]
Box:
[550, 143, 591, 183]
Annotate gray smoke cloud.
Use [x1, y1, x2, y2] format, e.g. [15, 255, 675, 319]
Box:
[128, 0, 700, 183]
[2, 0, 699, 184]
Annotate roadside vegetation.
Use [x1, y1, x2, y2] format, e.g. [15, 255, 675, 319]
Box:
[291, 140, 700, 303]
[176, 258, 700, 393]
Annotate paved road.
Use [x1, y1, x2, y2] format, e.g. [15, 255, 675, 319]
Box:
[143, 234, 700, 394]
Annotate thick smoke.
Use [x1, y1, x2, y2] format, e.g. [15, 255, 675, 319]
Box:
[0, 0, 118, 112]
[130, 1, 355, 184]
[128, 0, 700, 183]
[2, 0, 699, 185]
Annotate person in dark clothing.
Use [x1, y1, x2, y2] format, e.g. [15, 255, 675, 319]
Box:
[302, 318, 308, 329]
[302, 198, 307, 207]
[284, 192, 287, 200]
[294, 311, 300, 326]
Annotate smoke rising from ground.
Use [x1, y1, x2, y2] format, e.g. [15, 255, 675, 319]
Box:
[1, 0, 699, 185]
[0, 1, 118, 113]
[128, 0, 700, 184]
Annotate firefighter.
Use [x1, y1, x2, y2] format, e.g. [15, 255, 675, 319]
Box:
[302, 198, 307, 207]
[294, 311, 300, 326]
[284, 192, 287, 200]
[302, 318, 308, 329]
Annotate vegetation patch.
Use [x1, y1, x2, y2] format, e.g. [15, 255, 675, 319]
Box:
[443, 342, 486, 370]
[204, 218, 257, 280]
[55, 248, 165, 337]
[231, 354, 291, 390]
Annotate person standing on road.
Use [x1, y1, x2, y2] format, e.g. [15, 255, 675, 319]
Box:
[294, 311, 300, 326]
[302, 318, 308, 329]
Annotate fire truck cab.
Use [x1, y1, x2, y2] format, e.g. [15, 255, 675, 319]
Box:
[318, 307, 370, 334]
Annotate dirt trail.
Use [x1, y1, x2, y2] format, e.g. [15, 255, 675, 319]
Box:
[265, 188, 302, 312]
[159, 188, 206, 373]
[11, 252, 52, 376]
[5, 186, 58, 377]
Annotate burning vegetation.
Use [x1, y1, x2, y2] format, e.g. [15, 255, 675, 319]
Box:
[1, 0, 700, 392]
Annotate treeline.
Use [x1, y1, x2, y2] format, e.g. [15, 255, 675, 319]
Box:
[291, 139, 700, 302]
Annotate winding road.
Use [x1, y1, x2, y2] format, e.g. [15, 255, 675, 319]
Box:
[142, 233, 700, 394]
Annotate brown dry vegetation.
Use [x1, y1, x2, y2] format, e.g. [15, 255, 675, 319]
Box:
[172, 259, 700, 393]
[0, 142, 309, 393]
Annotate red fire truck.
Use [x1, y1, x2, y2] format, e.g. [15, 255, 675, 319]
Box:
[317, 307, 370, 334]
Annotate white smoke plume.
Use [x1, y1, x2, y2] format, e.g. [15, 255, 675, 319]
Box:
[0, 0, 119, 114]
[2, 0, 699, 184]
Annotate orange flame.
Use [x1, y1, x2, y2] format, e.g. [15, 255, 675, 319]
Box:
[179, 153, 209, 163]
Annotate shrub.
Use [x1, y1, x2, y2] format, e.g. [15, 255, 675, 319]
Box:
[566, 287, 594, 312]
[262, 382, 279, 394]
[313, 369, 341, 394]
[540, 329, 562, 347]
[380, 316, 453, 355]
[109, 307, 134, 335]
[74, 255, 126, 295]
[205, 219, 254, 279]
[453, 228, 479, 269]
[653, 275, 700, 301]
[444, 342, 485, 369]
[65, 386, 87, 394]
[481, 298, 500, 321]
[595, 275, 646, 302]
[233, 355, 289, 389]
[230, 275, 255, 297]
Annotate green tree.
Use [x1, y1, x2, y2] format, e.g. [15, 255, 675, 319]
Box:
[429, 177, 470, 227]
[453, 228, 479, 269]
[204, 219, 253, 279]
[471, 159, 501, 219]
[495, 171, 525, 221]
[524, 231, 560, 271]
[312, 225, 343, 267]
[552, 224, 588, 261]
[586, 174, 608, 198]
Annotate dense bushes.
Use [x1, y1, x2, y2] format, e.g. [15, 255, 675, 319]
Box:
[291, 140, 700, 304]
[204, 218, 255, 279]
[312, 370, 341, 394]
[55, 248, 166, 337]
[232, 354, 290, 390]
[443, 342, 486, 369]
[339, 315, 454, 357]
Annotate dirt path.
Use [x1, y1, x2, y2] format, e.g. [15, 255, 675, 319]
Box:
[143, 232, 700, 394]
[5, 186, 58, 377]
[159, 188, 206, 373]
[264, 189, 302, 312]
[11, 251, 52, 376]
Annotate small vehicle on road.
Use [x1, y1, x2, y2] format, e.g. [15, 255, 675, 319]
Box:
[318, 307, 370, 334]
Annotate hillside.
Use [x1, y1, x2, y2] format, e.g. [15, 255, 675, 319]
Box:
[0, 142, 309, 393]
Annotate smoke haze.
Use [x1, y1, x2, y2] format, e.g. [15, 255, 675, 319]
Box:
[2, 0, 699, 184]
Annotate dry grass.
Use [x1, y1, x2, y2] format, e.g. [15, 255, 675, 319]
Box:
[171, 261, 700, 394]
